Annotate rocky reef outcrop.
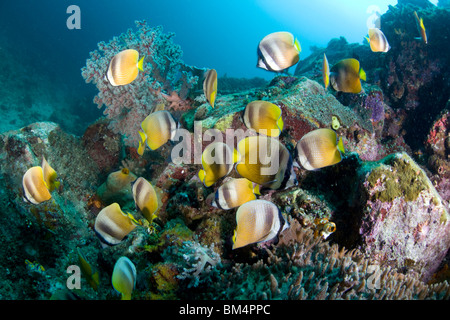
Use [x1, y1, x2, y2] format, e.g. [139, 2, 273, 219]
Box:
[0, 71, 449, 299]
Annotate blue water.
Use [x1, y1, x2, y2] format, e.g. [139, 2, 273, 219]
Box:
[0, 0, 430, 133]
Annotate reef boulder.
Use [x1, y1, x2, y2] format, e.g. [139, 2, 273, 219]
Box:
[351, 152, 450, 281]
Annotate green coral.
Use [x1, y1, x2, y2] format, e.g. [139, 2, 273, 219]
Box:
[144, 218, 194, 253]
[366, 154, 428, 202]
[213, 113, 235, 132]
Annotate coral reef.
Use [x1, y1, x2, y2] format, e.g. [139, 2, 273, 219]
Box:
[426, 106, 450, 209]
[182, 219, 450, 300]
[357, 152, 450, 281]
[2, 5, 450, 301]
[81, 20, 203, 146]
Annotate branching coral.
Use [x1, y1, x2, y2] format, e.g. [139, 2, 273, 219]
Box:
[81, 20, 200, 146]
[179, 218, 450, 300]
[176, 240, 221, 288]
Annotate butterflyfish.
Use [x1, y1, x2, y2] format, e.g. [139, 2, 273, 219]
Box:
[198, 142, 240, 187]
[243, 100, 284, 137]
[232, 199, 288, 249]
[94, 203, 137, 246]
[329, 58, 366, 94]
[366, 28, 390, 52]
[295, 128, 345, 171]
[203, 69, 218, 108]
[77, 248, 99, 291]
[22, 157, 58, 204]
[212, 178, 260, 210]
[322, 53, 330, 89]
[106, 49, 144, 86]
[235, 135, 294, 190]
[414, 11, 428, 44]
[41, 157, 60, 192]
[132, 177, 160, 223]
[112, 256, 136, 300]
[140, 110, 178, 151]
[257, 31, 301, 72]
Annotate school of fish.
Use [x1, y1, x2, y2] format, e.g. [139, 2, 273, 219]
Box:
[21, 12, 429, 299]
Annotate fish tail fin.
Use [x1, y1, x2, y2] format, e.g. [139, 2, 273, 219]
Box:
[337, 136, 345, 154]
[137, 130, 147, 156]
[359, 67, 366, 81]
[294, 38, 301, 53]
[198, 169, 206, 184]
[138, 56, 145, 72]
[121, 293, 132, 300]
[252, 183, 261, 196]
[232, 229, 237, 249]
[365, 36, 370, 43]
[91, 271, 99, 290]
[420, 18, 426, 31]
[209, 90, 217, 109]
[277, 116, 284, 132]
[137, 140, 145, 156]
[232, 148, 241, 163]
[52, 180, 60, 191]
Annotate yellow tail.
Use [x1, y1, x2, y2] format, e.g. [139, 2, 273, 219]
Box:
[359, 67, 366, 81]
[337, 137, 345, 154]
[277, 116, 284, 132]
[137, 56, 145, 72]
[253, 183, 261, 196]
[198, 170, 206, 183]
[294, 38, 301, 53]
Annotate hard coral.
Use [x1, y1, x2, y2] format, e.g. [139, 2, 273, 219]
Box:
[184, 218, 450, 299]
[176, 240, 221, 288]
